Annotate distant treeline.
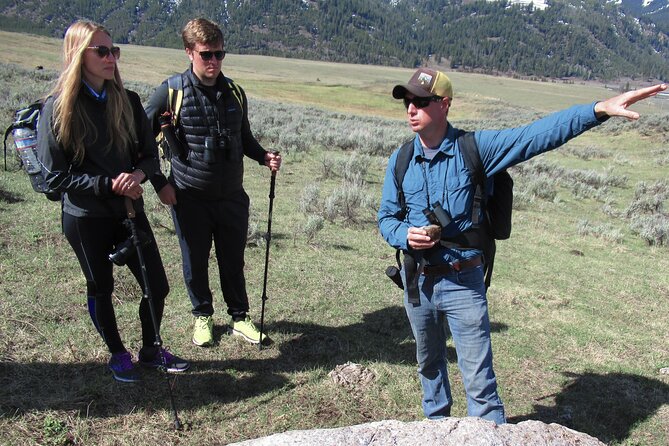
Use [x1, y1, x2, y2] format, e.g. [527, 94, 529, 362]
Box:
[2, 0, 669, 81]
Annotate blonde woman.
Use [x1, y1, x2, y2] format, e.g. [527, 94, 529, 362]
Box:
[37, 20, 189, 382]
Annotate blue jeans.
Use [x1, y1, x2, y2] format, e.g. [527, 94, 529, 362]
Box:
[403, 263, 506, 424]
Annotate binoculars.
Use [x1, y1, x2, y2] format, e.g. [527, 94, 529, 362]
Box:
[203, 130, 231, 163]
[423, 201, 451, 228]
[109, 231, 151, 266]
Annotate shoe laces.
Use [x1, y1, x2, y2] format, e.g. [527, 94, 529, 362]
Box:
[195, 316, 210, 329]
[112, 351, 134, 371]
[237, 317, 260, 334]
[157, 347, 175, 363]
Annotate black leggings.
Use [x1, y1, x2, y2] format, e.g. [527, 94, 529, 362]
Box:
[62, 212, 169, 354]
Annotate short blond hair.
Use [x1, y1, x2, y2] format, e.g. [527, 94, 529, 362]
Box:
[182, 18, 224, 49]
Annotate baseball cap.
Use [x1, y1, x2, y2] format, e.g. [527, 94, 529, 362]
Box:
[392, 68, 453, 99]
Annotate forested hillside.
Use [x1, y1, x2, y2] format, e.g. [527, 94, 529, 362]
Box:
[619, 0, 669, 34]
[1, 0, 668, 81]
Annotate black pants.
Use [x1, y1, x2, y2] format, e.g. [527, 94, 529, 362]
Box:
[62, 212, 168, 354]
[171, 189, 250, 318]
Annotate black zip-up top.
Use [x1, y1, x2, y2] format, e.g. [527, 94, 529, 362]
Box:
[146, 68, 267, 200]
[37, 88, 160, 218]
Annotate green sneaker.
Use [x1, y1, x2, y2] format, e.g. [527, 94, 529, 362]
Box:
[192, 315, 213, 347]
[228, 315, 267, 345]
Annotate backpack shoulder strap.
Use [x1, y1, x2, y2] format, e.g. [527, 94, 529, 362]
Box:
[394, 139, 414, 220]
[167, 74, 184, 123]
[392, 138, 419, 304]
[3, 124, 15, 171]
[457, 131, 486, 226]
[458, 131, 483, 185]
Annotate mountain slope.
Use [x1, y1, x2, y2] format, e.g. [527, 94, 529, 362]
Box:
[0, 0, 668, 81]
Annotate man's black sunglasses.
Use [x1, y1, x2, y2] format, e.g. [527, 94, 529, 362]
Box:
[403, 95, 443, 109]
[194, 50, 226, 61]
[87, 46, 121, 59]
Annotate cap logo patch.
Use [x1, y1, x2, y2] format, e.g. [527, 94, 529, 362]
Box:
[417, 73, 433, 86]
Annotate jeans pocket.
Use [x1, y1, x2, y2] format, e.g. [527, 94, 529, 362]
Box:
[457, 264, 484, 287]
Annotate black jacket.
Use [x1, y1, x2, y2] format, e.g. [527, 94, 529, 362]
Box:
[146, 68, 267, 200]
[37, 87, 161, 218]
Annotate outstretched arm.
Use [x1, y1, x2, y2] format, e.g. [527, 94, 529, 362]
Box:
[594, 84, 667, 120]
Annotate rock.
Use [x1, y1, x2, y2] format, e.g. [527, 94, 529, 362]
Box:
[229, 418, 605, 446]
[423, 224, 441, 241]
[328, 362, 375, 389]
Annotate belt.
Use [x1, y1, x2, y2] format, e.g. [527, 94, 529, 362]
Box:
[422, 256, 482, 276]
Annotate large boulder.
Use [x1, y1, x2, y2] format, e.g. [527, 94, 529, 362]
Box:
[229, 418, 605, 446]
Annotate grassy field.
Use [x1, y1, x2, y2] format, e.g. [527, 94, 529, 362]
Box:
[0, 30, 668, 445]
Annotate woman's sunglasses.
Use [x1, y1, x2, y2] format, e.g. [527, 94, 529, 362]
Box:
[194, 50, 226, 61]
[403, 95, 443, 109]
[87, 46, 121, 60]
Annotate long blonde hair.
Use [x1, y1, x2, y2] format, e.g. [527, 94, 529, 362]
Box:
[49, 20, 135, 165]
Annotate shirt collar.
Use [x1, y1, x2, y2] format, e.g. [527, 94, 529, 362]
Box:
[189, 65, 226, 90]
[411, 123, 457, 161]
[439, 124, 458, 156]
[82, 80, 107, 102]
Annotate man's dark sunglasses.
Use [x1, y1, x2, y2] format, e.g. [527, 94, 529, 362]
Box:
[87, 46, 121, 59]
[195, 50, 226, 61]
[403, 95, 443, 109]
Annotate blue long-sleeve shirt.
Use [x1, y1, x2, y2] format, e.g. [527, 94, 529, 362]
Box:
[378, 103, 605, 264]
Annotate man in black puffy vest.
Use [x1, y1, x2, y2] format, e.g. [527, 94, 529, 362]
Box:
[146, 18, 282, 347]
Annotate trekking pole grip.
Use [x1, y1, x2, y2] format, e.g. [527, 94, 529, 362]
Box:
[124, 197, 136, 219]
[268, 150, 279, 199]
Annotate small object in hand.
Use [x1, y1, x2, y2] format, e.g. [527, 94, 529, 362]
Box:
[423, 224, 441, 241]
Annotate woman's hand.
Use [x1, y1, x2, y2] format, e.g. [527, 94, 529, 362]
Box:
[112, 170, 145, 199]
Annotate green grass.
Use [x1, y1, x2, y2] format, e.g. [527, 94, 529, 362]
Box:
[1, 30, 668, 445]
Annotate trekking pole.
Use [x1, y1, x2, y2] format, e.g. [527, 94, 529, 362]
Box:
[258, 153, 278, 351]
[124, 198, 182, 430]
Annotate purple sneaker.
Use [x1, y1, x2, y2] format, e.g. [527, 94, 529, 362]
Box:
[139, 347, 190, 373]
[108, 351, 140, 383]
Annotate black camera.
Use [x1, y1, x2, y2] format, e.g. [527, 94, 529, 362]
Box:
[109, 231, 151, 266]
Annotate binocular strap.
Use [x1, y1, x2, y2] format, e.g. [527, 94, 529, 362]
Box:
[403, 251, 421, 305]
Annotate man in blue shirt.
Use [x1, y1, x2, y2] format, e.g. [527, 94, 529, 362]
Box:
[378, 68, 665, 424]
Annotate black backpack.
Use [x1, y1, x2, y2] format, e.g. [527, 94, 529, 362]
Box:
[390, 131, 513, 289]
[3, 99, 61, 201]
[3, 92, 146, 202]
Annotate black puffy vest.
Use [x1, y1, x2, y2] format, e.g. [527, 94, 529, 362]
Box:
[171, 72, 245, 200]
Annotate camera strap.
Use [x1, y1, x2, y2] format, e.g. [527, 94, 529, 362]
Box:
[417, 155, 446, 209]
[419, 157, 432, 209]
